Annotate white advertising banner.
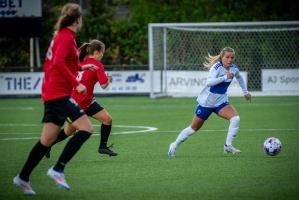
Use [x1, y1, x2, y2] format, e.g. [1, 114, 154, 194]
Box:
[262, 69, 299, 91]
[162, 71, 247, 96]
[0, 72, 43, 95]
[0, 71, 151, 95]
[0, 0, 42, 17]
[0, 71, 247, 96]
[95, 71, 150, 94]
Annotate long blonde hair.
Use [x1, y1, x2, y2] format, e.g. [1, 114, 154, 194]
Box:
[203, 47, 235, 69]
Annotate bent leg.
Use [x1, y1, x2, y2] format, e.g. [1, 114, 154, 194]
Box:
[168, 115, 205, 157]
[19, 123, 60, 181]
[44, 125, 77, 159]
[40, 123, 62, 146]
[217, 104, 238, 121]
[93, 109, 118, 156]
[175, 115, 205, 146]
[93, 109, 112, 147]
[218, 105, 241, 153]
[93, 109, 112, 125]
[53, 115, 92, 172]
[71, 114, 93, 133]
[64, 125, 77, 136]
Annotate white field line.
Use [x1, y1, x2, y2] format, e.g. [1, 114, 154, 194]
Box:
[1, 128, 297, 135]
[0, 124, 298, 141]
[155, 128, 299, 133]
[0, 124, 158, 141]
[0, 107, 36, 111]
[0, 102, 298, 111]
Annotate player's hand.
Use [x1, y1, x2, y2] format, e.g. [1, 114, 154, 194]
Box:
[76, 83, 87, 94]
[81, 64, 98, 71]
[107, 75, 112, 83]
[226, 72, 234, 80]
[244, 93, 251, 102]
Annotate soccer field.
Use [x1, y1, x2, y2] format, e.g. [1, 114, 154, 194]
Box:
[0, 96, 299, 200]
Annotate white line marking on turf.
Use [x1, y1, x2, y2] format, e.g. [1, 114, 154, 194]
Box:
[0, 123, 41, 127]
[0, 137, 41, 141]
[155, 128, 299, 133]
[0, 124, 158, 141]
[1, 128, 297, 136]
[0, 107, 36, 111]
[0, 123, 298, 140]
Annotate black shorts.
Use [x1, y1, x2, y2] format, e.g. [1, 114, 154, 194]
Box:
[42, 96, 85, 126]
[85, 102, 104, 117]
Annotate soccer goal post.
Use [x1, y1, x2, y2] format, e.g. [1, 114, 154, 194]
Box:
[148, 21, 299, 98]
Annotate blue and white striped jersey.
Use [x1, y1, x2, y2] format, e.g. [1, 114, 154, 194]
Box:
[196, 61, 248, 108]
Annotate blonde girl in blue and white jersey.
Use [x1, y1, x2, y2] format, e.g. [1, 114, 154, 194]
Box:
[168, 47, 251, 157]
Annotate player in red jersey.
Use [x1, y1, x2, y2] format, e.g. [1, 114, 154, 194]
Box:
[13, 3, 93, 195]
[45, 39, 117, 157]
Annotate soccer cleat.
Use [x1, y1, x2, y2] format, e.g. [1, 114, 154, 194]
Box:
[47, 167, 70, 190]
[98, 146, 118, 156]
[224, 144, 241, 154]
[13, 175, 36, 195]
[168, 142, 177, 157]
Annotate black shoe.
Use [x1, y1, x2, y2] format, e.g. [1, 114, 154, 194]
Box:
[45, 149, 51, 159]
[98, 146, 118, 157]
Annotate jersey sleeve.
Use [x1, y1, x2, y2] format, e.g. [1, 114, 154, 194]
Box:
[78, 62, 83, 70]
[53, 37, 79, 87]
[206, 65, 227, 87]
[95, 64, 109, 85]
[234, 67, 249, 95]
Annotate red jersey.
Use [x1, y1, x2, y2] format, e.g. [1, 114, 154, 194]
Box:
[42, 28, 80, 101]
[71, 58, 109, 110]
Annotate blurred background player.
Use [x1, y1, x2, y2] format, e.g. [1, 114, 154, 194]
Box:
[13, 3, 93, 195]
[168, 47, 251, 157]
[45, 39, 117, 158]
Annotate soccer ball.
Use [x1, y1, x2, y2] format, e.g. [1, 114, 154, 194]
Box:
[263, 137, 282, 156]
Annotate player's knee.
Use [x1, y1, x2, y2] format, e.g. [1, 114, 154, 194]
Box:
[191, 126, 199, 132]
[230, 115, 240, 126]
[103, 116, 112, 125]
[78, 116, 93, 133]
[86, 126, 93, 134]
[40, 137, 55, 147]
[81, 123, 93, 134]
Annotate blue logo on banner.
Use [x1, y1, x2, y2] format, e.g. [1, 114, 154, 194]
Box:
[126, 73, 144, 83]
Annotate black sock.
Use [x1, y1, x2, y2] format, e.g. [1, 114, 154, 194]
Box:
[52, 129, 68, 146]
[53, 130, 91, 172]
[100, 124, 112, 148]
[19, 141, 50, 181]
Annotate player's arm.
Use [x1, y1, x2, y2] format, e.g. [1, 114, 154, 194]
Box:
[100, 75, 112, 89]
[235, 69, 251, 101]
[206, 66, 227, 87]
[79, 63, 98, 71]
[53, 37, 79, 88]
[96, 65, 111, 89]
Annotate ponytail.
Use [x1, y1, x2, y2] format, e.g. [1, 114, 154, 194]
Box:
[78, 40, 105, 61]
[78, 43, 90, 61]
[203, 54, 221, 70]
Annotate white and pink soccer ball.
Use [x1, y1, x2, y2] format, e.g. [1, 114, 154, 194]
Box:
[263, 137, 282, 156]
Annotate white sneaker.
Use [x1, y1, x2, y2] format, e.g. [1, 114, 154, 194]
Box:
[47, 167, 70, 190]
[224, 144, 241, 154]
[13, 175, 36, 195]
[168, 142, 177, 157]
